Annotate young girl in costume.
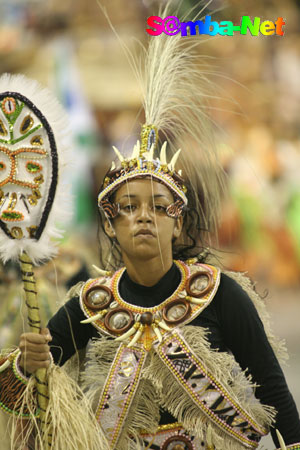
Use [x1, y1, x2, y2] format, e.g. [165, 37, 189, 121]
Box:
[0, 6, 300, 450]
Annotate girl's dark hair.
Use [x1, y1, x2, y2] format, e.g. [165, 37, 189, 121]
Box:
[97, 177, 216, 271]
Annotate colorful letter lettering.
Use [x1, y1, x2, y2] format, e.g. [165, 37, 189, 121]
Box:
[204, 16, 219, 36]
[240, 16, 260, 36]
[163, 16, 181, 36]
[180, 20, 205, 37]
[275, 17, 285, 36]
[260, 20, 275, 35]
[146, 16, 164, 36]
[146, 14, 285, 38]
[219, 21, 234, 36]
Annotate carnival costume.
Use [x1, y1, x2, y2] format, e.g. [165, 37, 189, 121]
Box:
[1, 4, 300, 450]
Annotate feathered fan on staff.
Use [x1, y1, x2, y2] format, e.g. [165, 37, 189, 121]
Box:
[0, 74, 109, 450]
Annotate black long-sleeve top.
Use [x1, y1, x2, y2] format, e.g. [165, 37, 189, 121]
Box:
[47, 263, 300, 448]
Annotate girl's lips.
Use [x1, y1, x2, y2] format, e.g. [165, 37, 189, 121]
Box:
[134, 229, 155, 237]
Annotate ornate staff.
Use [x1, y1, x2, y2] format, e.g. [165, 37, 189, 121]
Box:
[19, 252, 51, 448]
[0, 73, 71, 448]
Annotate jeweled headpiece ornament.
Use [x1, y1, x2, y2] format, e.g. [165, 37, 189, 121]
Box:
[98, 124, 188, 219]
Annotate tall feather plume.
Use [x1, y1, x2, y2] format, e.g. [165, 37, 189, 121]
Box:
[98, 1, 227, 257]
[139, 2, 227, 242]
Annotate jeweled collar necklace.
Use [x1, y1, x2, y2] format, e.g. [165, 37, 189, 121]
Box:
[79, 260, 220, 351]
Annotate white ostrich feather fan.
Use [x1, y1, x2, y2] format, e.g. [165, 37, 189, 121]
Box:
[0, 73, 72, 264]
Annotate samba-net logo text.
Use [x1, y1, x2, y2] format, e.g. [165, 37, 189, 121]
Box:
[146, 15, 285, 37]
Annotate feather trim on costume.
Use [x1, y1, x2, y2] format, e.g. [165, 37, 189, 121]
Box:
[224, 271, 288, 364]
[65, 281, 86, 303]
[79, 324, 275, 450]
[9, 364, 109, 450]
[80, 337, 160, 450]
[80, 338, 122, 412]
[142, 326, 275, 450]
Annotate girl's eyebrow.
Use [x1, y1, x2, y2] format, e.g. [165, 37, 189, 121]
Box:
[119, 194, 170, 200]
[119, 194, 137, 199]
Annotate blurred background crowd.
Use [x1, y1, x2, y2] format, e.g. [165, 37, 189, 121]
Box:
[0, 1, 299, 447]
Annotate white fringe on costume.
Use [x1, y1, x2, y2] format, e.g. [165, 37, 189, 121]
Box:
[10, 364, 109, 450]
[224, 271, 288, 364]
[80, 328, 275, 450]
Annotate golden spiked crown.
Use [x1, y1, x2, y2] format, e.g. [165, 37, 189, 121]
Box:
[98, 124, 188, 219]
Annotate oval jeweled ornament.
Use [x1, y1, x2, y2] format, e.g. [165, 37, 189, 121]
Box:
[83, 285, 112, 311]
[104, 308, 134, 335]
[186, 270, 214, 298]
[162, 299, 191, 325]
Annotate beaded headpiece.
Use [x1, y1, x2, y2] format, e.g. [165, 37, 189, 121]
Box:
[98, 124, 188, 219]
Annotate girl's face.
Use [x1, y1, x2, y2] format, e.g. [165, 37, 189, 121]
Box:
[104, 179, 183, 263]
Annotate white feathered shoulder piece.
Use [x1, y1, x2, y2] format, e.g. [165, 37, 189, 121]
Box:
[0, 73, 72, 264]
